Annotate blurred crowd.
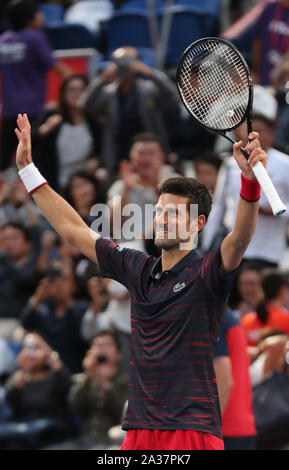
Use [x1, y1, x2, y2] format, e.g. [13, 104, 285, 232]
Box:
[1, 0, 289, 450]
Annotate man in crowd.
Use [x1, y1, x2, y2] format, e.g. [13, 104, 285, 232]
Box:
[81, 46, 177, 175]
[0, 0, 71, 170]
[252, 0, 289, 86]
[20, 262, 88, 374]
[0, 222, 38, 336]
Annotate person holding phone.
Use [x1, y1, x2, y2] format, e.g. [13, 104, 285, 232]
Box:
[70, 330, 128, 449]
[0, 332, 71, 449]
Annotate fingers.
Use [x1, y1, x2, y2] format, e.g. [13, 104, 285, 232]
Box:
[247, 148, 268, 167]
[16, 113, 31, 132]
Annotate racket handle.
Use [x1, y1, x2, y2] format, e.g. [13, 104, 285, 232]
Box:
[251, 161, 286, 216]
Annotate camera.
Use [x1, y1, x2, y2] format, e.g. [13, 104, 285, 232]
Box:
[96, 354, 108, 364]
[113, 56, 135, 78]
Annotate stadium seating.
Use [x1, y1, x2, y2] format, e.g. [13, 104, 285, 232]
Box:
[39, 3, 65, 27]
[105, 9, 154, 56]
[44, 24, 98, 50]
[64, 0, 113, 34]
[159, 5, 219, 68]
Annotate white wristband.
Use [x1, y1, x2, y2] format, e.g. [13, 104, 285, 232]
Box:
[18, 163, 47, 194]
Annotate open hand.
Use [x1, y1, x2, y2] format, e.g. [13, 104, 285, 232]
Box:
[15, 114, 33, 170]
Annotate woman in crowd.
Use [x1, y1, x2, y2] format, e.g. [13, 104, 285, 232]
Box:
[32, 74, 100, 192]
[241, 271, 289, 347]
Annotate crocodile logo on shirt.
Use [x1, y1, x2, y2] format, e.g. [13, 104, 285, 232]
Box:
[173, 282, 186, 293]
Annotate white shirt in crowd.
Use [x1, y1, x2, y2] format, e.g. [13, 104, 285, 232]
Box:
[202, 148, 289, 264]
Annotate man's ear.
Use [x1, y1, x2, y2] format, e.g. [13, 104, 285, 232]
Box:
[198, 214, 206, 232]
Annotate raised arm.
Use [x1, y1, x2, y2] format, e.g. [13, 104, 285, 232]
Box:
[15, 114, 99, 263]
[220, 132, 268, 273]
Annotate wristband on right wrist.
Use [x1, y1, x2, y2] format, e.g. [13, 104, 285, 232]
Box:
[240, 173, 261, 202]
[18, 162, 47, 194]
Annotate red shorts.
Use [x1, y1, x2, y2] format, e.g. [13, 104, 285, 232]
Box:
[120, 429, 224, 450]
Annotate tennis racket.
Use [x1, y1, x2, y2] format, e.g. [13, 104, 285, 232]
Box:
[176, 37, 286, 216]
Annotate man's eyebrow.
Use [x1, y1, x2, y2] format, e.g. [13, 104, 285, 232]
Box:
[155, 204, 179, 212]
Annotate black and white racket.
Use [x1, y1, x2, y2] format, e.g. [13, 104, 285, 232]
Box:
[176, 37, 286, 216]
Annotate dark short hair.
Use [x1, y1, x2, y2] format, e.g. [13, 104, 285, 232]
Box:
[131, 133, 164, 151]
[158, 177, 212, 222]
[7, 0, 38, 31]
[2, 221, 31, 242]
[91, 329, 121, 353]
[194, 152, 223, 171]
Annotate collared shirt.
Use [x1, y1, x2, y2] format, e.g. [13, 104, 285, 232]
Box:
[95, 237, 238, 438]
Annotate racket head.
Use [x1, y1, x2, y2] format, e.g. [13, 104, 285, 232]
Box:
[176, 37, 254, 134]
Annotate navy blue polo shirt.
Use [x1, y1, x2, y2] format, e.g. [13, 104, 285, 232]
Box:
[95, 237, 238, 438]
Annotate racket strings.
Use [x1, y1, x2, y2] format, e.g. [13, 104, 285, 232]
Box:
[179, 41, 249, 130]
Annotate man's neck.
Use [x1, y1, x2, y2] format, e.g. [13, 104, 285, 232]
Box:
[161, 245, 193, 273]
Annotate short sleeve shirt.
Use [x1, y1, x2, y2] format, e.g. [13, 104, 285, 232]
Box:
[95, 237, 238, 438]
[254, 2, 289, 85]
[0, 29, 57, 118]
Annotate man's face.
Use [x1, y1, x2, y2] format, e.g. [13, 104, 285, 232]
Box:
[154, 193, 198, 251]
[238, 269, 262, 303]
[130, 141, 164, 179]
[47, 269, 75, 302]
[2, 226, 30, 260]
[195, 162, 219, 194]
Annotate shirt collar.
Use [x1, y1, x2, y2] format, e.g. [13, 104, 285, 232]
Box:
[150, 249, 202, 279]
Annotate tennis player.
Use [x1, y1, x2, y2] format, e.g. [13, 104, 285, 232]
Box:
[15, 114, 267, 450]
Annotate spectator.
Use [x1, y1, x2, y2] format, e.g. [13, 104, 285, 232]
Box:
[250, 328, 289, 386]
[65, 170, 106, 226]
[0, 332, 71, 449]
[194, 152, 223, 195]
[106, 133, 178, 244]
[0, 222, 38, 336]
[252, 0, 289, 86]
[0, 0, 71, 170]
[81, 246, 138, 373]
[241, 271, 289, 347]
[0, 173, 41, 229]
[20, 262, 88, 373]
[214, 308, 257, 450]
[70, 330, 128, 449]
[229, 263, 264, 318]
[36, 231, 101, 301]
[81, 46, 177, 175]
[32, 75, 100, 192]
[202, 85, 289, 268]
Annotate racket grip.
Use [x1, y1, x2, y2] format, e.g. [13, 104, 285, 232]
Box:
[252, 161, 286, 216]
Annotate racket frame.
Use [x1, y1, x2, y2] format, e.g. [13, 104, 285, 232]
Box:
[176, 36, 286, 216]
[176, 36, 254, 140]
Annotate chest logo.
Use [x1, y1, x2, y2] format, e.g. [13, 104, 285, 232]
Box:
[173, 282, 186, 293]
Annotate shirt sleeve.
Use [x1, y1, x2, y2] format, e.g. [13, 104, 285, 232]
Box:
[95, 237, 149, 290]
[214, 320, 229, 357]
[199, 248, 239, 303]
[31, 31, 57, 70]
[253, 3, 269, 40]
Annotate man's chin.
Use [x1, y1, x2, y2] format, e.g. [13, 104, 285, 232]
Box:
[154, 238, 179, 251]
